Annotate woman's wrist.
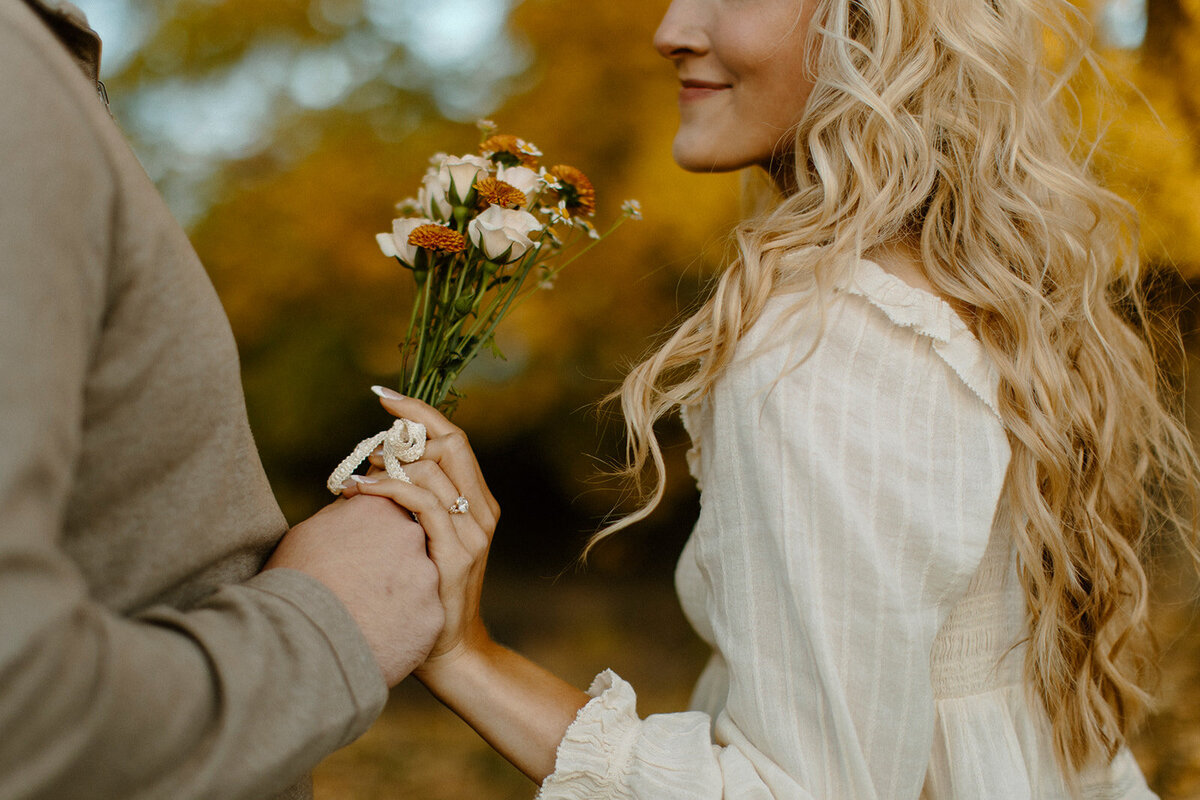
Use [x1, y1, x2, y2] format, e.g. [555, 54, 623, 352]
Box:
[414, 636, 589, 783]
[413, 631, 500, 692]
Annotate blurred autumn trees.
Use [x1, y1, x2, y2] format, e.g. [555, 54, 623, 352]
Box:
[95, 0, 1198, 572]
[81, 1, 1200, 794]
[95, 0, 743, 570]
[1100, 0, 1200, 269]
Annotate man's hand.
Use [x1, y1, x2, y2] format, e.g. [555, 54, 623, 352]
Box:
[266, 495, 443, 686]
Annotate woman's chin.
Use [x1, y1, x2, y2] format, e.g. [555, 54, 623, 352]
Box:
[671, 145, 748, 174]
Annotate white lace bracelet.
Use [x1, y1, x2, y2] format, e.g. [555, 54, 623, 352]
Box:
[326, 417, 427, 495]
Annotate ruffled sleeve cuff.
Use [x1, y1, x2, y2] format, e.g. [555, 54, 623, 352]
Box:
[536, 670, 642, 800]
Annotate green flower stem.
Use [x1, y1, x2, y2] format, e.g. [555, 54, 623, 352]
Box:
[450, 257, 537, 385]
[425, 256, 457, 379]
[458, 276, 511, 342]
[398, 259, 423, 386]
[451, 252, 481, 314]
[396, 206, 637, 412]
[416, 271, 473, 405]
[406, 257, 435, 397]
[457, 266, 521, 345]
[456, 236, 549, 343]
[543, 216, 627, 277]
[505, 216, 629, 316]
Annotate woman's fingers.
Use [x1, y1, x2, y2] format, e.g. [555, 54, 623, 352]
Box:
[421, 438, 499, 532]
[350, 472, 492, 663]
[407, 460, 491, 553]
[372, 386, 459, 438]
[339, 463, 386, 497]
[344, 461, 489, 551]
[369, 387, 500, 528]
[349, 477, 473, 566]
[362, 435, 485, 519]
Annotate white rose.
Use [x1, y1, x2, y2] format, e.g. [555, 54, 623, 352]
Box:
[467, 206, 543, 263]
[375, 233, 398, 258]
[419, 173, 452, 220]
[378, 217, 434, 266]
[496, 165, 542, 203]
[439, 154, 490, 203]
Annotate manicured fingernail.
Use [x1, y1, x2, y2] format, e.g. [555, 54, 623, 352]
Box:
[349, 475, 380, 485]
[371, 385, 404, 400]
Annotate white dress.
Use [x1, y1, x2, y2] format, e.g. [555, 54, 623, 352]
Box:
[537, 258, 1156, 799]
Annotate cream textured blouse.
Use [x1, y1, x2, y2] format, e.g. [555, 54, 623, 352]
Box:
[537, 258, 1156, 799]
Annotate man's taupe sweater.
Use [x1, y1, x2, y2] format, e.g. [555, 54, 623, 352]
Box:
[0, 2, 388, 797]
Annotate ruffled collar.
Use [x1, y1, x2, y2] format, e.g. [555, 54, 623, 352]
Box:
[679, 257, 1006, 492]
[835, 258, 1003, 421]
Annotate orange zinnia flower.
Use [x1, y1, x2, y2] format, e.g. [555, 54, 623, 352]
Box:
[475, 177, 527, 209]
[548, 165, 597, 217]
[407, 224, 468, 254]
[480, 134, 540, 168]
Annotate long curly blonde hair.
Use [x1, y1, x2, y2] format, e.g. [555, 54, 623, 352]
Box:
[597, 0, 1200, 783]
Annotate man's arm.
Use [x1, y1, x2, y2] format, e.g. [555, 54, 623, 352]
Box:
[0, 8, 439, 799]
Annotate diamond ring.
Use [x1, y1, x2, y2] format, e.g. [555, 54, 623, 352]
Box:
[448, 496, 470, 515]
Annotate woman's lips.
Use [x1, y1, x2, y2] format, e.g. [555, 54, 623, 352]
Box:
[679, 80, 731, 103]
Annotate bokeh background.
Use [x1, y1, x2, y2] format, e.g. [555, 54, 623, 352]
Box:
[74, 0, 1200, 796]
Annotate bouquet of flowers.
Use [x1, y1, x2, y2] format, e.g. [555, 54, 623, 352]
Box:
[377, 120, 640, 414]
[327, 121, 640, 493]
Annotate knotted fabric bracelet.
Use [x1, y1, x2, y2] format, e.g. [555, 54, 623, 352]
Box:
[327, 417, 427, 495]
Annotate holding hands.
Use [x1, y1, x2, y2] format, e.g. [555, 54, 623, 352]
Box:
[332, 386, 588, 784]
[264, 491, 444, 687]
[265, 387, 499, 689]
[339, 386, 502, 681]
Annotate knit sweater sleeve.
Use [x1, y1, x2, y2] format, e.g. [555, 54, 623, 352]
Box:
[0, 6, 386, 799]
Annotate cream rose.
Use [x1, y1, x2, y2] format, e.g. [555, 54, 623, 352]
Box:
[377, 217, 435, 266]
[467, 206, 543, 263]
[439, 154, 490, 203]
[495, 165, 543, 204]
[418, 173, 452, 220]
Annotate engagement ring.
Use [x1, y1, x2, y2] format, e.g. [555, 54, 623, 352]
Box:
[449, 496, 470, 515]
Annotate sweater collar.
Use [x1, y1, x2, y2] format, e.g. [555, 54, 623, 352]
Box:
[21, 0, 102, 82]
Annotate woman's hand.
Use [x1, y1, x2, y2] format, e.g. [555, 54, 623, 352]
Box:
[340, 387, 501, 679]
[343, 388, 590, 783]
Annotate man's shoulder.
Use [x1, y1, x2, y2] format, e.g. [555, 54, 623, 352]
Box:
[0, 0, 103, 86]
[21, 0, 93, 28]
[0, 0, 116, 175]
[0, 0, 121, 301]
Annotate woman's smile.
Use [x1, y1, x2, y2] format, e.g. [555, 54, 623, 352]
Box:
[655, 0, 815, 177]
[678, 78, 733, 103]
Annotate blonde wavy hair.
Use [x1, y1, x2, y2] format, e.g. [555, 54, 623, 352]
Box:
[596, 0, 1200, 785]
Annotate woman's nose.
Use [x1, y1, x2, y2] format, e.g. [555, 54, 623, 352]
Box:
[654, 0, 709, 60]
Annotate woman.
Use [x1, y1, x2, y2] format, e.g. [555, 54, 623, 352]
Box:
[343, 0, 1200, 795]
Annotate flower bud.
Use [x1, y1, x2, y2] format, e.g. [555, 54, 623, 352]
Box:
[453, 295, 475, 316]
[439, 155, 490, 205]
[419, 174, 453, 220]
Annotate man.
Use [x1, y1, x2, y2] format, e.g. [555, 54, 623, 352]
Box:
[0, 2, 442, 798]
